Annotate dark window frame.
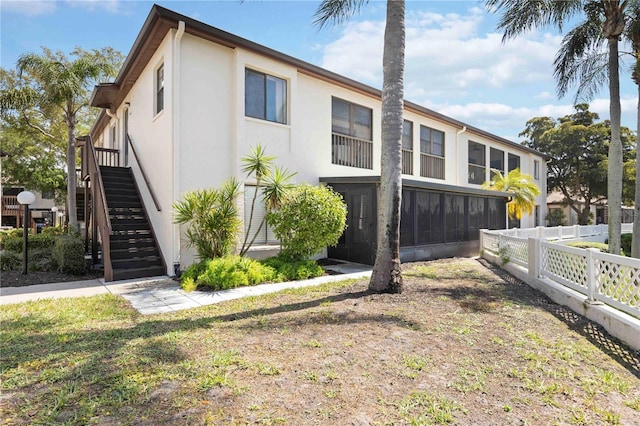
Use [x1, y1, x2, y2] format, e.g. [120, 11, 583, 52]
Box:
[468, 141, 486, 185]
[245, 68, 287, 124]
[419, 125, 445, 157]
[156, 64, 164, 115]
[508, 153, 521, 172]
[331, 97, 373, 141]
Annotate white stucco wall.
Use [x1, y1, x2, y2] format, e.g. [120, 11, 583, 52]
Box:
[99, 27, 548, 271]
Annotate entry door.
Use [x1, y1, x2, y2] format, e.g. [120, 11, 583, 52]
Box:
[327, 185, 376, 265]
[347, 188, 376, 264]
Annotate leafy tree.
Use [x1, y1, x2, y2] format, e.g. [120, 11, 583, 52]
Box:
[0, 47, 122, 231]
[520, 104, 635, 225]
[483, 168, 541, 221]
[173, 179, 242, 260]
[315, 0, 405, 293]
[267, 184, 347, 260]
[239, 145, 295, 256]
[486, 0, 628, 254]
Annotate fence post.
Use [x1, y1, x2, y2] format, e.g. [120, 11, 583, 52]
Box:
[536, 226, 543, 239]
[528, 237, 540, 278]
[574, 225, 580, 238]
[558, 226, 562, 240]
[479, 229, 486, 255]
[585, 248, 603, 304]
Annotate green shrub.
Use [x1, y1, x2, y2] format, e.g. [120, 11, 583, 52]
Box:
[262, 255, 324, 281]
[567, 241, 626, 256]
[41, 226, 65, 236]
[52, 235, 86, 274]
[180, 255, 277, 291]
[3, 233, 56, 253]
[0, 251, 21, 271]
[173, 180, 241, 260]
[28, 248, 56, 272]
[267, 184, 347, 260]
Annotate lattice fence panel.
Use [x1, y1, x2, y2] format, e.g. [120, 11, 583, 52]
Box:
[482, 232, 500, 254]
[541, 245, 588, 294]
[595, 259, 640, 318]
[502, 235, 528, 266]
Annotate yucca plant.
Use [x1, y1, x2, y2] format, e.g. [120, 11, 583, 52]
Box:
[173, 179, 241, 259]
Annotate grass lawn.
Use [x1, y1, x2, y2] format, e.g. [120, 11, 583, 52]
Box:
[1, 258, 639, 425]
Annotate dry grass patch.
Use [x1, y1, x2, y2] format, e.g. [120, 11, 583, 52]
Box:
[1, 258, 638, 425]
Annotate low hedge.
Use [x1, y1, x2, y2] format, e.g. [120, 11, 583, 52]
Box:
[52, 235, 86, 274]
[3, 233, 56, 253]
[181, 255, 277, 292]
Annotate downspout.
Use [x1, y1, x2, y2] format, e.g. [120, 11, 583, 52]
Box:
[456, 126, 466, 185]
[172, 21, 185, 275]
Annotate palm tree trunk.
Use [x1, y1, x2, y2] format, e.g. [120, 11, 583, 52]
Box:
[369, 0, 405, 293]
[607, 36, 623, 254]
[632, 84, 640, 257]
[67, 116, 79, 232]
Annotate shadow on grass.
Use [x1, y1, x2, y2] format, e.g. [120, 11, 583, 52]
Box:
[478, 258, 640, 379]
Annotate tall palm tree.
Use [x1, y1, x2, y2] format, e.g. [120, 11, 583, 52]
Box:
[555, 1, 640, 256]
[483, 169, 542, 221]
[486, 0, 628, 255]
[315, 0, 405, 293]
[1, 49, 116, 231]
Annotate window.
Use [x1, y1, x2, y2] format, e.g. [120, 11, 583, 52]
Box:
[331, 98, 373, 169]
[490, 148, 504, 178]
[508, 153, 520, 172]
[535, 205, 541, 227]
[534, 160, 540, 180]
[419, 126, 445, 179]
[332, 97, 372, 140]
[155, 64, 164, 115]
[110, 124, 117, 149]
[244, 186, 278, 244]
[245, 69, 287, 124]
[468, 141, 486, 184]
[402, 120, 413, 175]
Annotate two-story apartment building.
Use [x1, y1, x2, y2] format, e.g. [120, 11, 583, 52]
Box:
[86, 4, 547, 279]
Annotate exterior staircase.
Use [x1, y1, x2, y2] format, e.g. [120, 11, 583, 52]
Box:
[100, 166, 165, 281]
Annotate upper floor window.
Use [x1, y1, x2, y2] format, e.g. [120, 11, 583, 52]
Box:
[402, 120, 413, 175]
[490, 147, 504, 178]
[155, 64, 164, 115]
[331, 97, 372, 140]
[534, 160, 540, 180]
[508, 153, 520, 172]
[110, 124, 117, 149]
[245, 69, 287, 124]
[419, 125, 445, 179]
[420, 126, 444, 157]
[331, 98, 373, 169]
[468, 141, 486, 185]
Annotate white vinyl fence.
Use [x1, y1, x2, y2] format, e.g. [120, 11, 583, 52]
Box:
[481, 224, 639, 320]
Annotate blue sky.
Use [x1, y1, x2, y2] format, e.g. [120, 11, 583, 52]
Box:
[1, 0, 637, 142]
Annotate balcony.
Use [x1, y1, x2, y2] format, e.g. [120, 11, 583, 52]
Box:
[402, 149, 413, 175]
[420, 153, 444, 179]
[331, 133, 373, 169]
[1, 195, 21, 218]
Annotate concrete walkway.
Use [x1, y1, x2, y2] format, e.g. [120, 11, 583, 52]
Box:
[0, 262, 372, 315]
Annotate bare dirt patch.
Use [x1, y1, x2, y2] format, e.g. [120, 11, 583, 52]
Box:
[1, 258, 638, 425]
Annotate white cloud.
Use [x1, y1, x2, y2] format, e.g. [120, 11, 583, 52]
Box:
[535, 91, 555, 100]
[320, 8, 561, 100]
[1, 0, 56, 16]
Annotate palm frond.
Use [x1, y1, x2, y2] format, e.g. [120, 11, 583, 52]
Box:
[485, 0, 583, 41]
[313, 0, 369, 29]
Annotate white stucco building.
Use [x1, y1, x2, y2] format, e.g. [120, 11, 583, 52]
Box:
[86, 5, 547, 278]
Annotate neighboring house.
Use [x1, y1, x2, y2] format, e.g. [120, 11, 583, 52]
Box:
[85, 5, 548, 280]
[1, 187, 58, 231]
[546, 191, 633, 226]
